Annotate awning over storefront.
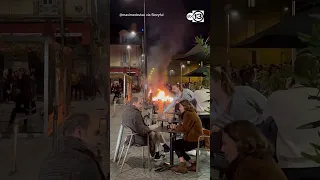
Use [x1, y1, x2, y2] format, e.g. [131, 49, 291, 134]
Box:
[173, 44, 209, 63]
[0, 22, 91, 45]
[231, 6, 320, 48]
[110, 67, 140, 76]
[184, 66, 209, 77]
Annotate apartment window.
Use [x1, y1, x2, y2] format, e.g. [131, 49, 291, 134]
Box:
[250, 50, 257, 64]
[122, 36, 127, 44]
[122, 51, 128, 65]
[248, 0, 255, 7]
[120, 35, 127, 44]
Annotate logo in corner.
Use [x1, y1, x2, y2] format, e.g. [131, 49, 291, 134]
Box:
[186, 10, 204, 23]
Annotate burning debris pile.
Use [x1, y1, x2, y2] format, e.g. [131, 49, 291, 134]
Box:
[149, 88, 174, 113]
[151, 89, 173, 102]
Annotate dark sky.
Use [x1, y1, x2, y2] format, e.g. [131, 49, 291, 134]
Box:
[110, 0, 210, 53]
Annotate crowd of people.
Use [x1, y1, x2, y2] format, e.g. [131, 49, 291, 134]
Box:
[229, 63, 292, 96]
[0, 68, 38, 131]
[1, 68, 37, 103]
[210, 57, 320, 180]
[32, 58, 320, 180]
[71, 72, 102, 101]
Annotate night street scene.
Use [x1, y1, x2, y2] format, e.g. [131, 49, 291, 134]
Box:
[109, 0, 210, 179]
[0, 0, 319, 179]
[0, 0, 111, 180]
[210, 0, 320, 180]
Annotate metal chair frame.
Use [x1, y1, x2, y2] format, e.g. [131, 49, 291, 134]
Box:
[117, 127, 151, 173]
[196, 135, 210, 173]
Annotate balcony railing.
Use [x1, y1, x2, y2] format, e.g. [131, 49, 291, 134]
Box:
[0, 0, 96, 19]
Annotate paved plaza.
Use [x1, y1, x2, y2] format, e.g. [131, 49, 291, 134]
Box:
[0, 97, 109, 180]
[0, 94, 215, 180]
[109, 95, 211, 180]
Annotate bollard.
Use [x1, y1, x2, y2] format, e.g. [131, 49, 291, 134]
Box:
[113, 100, 116, 117]
[113, 124, 124, 162]
[9, 119, 19, 176]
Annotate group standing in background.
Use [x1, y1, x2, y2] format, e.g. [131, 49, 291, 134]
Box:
[71, 72, 102, 101]
[211, 57, 320, 180]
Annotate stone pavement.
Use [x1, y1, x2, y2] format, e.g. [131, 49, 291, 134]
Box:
[0, 97, 109, 180]
[109, 95, 211, 180]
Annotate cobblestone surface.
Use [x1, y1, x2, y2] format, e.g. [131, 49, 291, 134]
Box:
[109, 94, 211, 180]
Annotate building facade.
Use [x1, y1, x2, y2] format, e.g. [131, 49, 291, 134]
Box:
[110, 23, 142, 80]
[0, 0, 99, 76]
[211, 0, 294, 67]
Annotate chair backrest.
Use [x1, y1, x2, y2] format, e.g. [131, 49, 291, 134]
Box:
[203, 129, 210, 149]
[123, 126, 136, 136]
[122, 126, 137, 146]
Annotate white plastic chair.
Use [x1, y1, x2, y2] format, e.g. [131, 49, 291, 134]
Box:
[117, 127, 150, 172]
[196, 135, 210, 173]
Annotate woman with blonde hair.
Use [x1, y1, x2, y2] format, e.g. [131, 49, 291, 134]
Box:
[169, 100, 203, 174]
[222, 120, 287, 180]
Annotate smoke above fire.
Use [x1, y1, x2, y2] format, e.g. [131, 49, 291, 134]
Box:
[147, 0, 193, 87]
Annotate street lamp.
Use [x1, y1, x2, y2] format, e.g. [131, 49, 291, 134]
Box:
[123, 0, 147, 102]
[225, 4, 239, 72]
[169, 69, 174, 83]
[180, 64, 185, 85]
[126, 45, 131, 75]
[130, 31, 136, 37]
[226, 10, 239, 55]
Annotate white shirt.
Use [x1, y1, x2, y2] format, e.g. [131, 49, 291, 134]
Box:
[264, 87, 320, 168]
[194, 88, 210, 115]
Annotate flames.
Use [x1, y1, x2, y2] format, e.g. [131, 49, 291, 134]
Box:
[150, 89, 173, 102]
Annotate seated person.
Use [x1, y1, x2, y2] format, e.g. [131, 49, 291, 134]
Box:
[122, 97, 170, 160]
[38, 113, 106, 180]
[170, 100, 204, 174]
[222, 120, 287, 180]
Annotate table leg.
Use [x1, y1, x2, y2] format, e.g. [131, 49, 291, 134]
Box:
[170, 133, 174, 166]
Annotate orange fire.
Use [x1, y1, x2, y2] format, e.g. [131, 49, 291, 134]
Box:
[152, 89, 173, 102]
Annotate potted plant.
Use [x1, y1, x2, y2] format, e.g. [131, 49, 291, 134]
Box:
[195, 36, 210, 113]
[295, 16, 320, 163]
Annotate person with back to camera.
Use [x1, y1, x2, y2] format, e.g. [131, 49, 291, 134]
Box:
[210, 66, 268, 133]
[263, 55, 320, 180]
[221, 120, 287, 180]
[169, 100, 204, 174]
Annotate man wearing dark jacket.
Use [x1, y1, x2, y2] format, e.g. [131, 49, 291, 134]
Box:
[122, 97, 169, 160]
[38, 113, 106, 180]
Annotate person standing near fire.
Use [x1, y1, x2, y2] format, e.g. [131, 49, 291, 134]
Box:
[163, 84, 196, 115]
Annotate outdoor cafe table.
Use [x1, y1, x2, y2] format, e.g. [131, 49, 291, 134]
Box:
[153, 126, 180, 166]
[156, 118, 181, 124]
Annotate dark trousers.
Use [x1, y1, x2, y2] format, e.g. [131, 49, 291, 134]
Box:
[93, 84, 101, 97]
[9, 99, 31, 126]
[282, 167, 320, 180]
[112, 92, 120, 102]
[173, 139, 203, 162]
[71, 84, 80, 99]
[199, 115, 210, 129]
